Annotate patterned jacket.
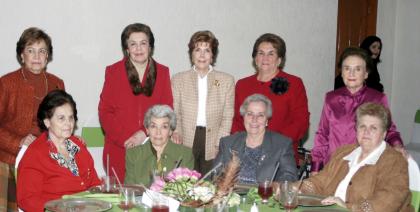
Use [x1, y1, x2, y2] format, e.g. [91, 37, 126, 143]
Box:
[0, 69, 64, 164]
[171, 69, 234, 160]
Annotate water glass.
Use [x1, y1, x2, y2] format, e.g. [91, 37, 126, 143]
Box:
[119, 187, 136, 211]
[101, 176, 117, 193]
[280, 181, 298, 211]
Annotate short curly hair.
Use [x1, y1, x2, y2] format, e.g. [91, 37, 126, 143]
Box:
[252, 33, 286, 69]
[239, 94, 273, 119]
[37, 90, 78, 132]
[143, 105, 177, 131]
[16, 27, 53, 66]
[356, 102, 390, 131]
[188, 30, 219, 66]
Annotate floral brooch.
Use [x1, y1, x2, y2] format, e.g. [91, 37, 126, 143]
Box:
[270, 77, 289, 95]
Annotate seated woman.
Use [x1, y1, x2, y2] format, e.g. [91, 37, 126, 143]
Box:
[214, 94, 297, 184]
[125, 105, 194, 186]
[300, 103, 412, 211]
[17, 90, 101, 211]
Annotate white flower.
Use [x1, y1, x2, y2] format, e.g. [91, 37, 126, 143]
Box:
[187, 186, 215, 203]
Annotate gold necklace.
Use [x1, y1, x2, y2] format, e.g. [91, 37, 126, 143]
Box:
[21, 68, 49, 100]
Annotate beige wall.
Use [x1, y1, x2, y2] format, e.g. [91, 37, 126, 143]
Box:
[0, 0, 338, 148]
[377, 0, 420, 144]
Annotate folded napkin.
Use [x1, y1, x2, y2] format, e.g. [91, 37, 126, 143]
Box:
[63, 191, 120, 203]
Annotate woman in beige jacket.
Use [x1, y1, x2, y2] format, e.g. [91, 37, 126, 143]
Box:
[171, 31, 234, 174]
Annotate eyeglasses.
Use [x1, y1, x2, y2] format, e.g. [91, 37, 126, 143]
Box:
[24, 47, 48, 57]
[244, 112, 267, 121]
[127, 40, 149, 49]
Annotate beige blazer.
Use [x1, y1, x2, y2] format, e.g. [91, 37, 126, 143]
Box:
[171, 69, 234, 160]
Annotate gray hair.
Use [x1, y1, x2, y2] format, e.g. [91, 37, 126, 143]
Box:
[239, 94, 273, 119]
[143, 105, 177, 131]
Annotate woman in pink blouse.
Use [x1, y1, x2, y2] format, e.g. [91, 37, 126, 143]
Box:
[311, 47, 406, 173]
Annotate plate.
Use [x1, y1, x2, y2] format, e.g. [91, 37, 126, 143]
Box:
[233, 183, 257, 195]
[88, 185, 119, 194]
[45, 198, 112, 212]
[298, 194, 334, 207]
[89, 184, 144, 196]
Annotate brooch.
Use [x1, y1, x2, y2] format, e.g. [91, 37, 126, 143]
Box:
[214, 80, 220, 87]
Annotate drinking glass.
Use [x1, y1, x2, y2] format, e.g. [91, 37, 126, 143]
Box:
[280, 181, 298, 211]
[152, 198, 169, 212]
[118, 187, 136, 211]
[101, 176, 117, 193]
[258, 180, 273, 204]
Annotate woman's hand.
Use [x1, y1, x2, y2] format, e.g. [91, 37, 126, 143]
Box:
[321, 196, 346, 208]
[310, 171, 319, 176]
[171, 132, 183, 144]
[20, 134, 36, 147]
[393, 145, 409, 159]
[124, 130, 146, 149]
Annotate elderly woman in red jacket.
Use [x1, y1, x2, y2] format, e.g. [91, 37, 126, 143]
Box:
[17, 90, 101, 212]
[99, 23, 173, 181]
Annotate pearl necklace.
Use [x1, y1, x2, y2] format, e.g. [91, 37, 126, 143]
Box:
[20, 68, 48, 100]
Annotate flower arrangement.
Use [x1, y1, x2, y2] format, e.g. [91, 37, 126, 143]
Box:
[150, 152, 242, 208]
[150, 167, 239, 208]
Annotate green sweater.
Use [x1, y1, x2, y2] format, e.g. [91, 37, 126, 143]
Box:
[125, 140, 194, 186]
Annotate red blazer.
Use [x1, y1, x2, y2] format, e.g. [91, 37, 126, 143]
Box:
[231, 70, 310, 158]
[98, 58, 173, 181]
[0, 69, 64, 165]
[17, 133, 101, 212]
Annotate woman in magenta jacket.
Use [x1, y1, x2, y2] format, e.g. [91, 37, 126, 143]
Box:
[98, 23, 173, 181]
[311, 47, 405, 173]
[17, 90, 101, 212]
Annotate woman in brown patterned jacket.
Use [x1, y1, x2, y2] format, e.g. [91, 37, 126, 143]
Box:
[300, 102, 413, 211]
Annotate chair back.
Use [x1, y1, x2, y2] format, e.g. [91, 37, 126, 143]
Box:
[81, 127, 106, 177]
[412, 190, 420, 212]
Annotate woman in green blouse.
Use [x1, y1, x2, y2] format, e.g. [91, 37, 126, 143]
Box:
[125, 105, 194, 186]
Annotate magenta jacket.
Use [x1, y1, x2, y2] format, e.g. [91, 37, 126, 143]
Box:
[311, 86, 403, 171]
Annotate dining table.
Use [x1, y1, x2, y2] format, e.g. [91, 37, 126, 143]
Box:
[47, 190, 349, 212]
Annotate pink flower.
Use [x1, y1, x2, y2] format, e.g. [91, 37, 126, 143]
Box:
[150, 177, 165, 192]
[190, 170, 201, 180]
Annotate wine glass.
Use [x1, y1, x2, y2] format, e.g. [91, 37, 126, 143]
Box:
[280, 181, 298, 211]
[152, 197, 169, 212]
[118, 187, 136, 211]
[258, 180, 273, 204]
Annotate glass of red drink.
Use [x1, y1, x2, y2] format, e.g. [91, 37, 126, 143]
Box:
[152, 198, 169, 212]
[258, 180, 273, 204]
[280, 181, 298, 211]
[118, 187, 136, 211]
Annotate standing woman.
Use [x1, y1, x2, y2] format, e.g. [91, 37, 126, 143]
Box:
[311, 47, 404, 174]
[171, 31, 234, 174]
[231, 33, 309, 160]
[335, 35, 384, 92]
[99, 23, 173, 181]
[0, 27, 64, 210]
